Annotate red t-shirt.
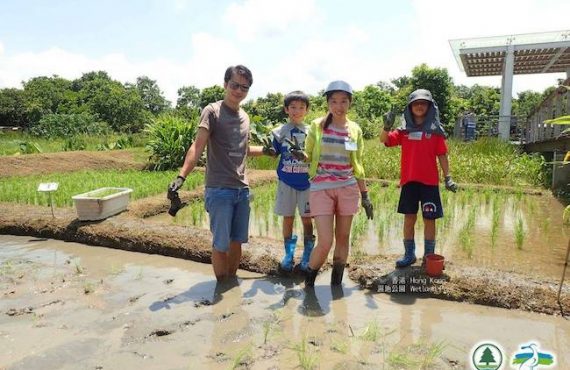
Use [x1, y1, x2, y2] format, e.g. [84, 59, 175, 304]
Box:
[385, 130, 448, 186]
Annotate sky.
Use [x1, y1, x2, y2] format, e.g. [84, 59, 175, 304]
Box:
[0, 0, 569, 104]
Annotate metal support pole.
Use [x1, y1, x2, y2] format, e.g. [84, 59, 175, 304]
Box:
[499, 44, 515, 141]
[49, 192, 55, 218]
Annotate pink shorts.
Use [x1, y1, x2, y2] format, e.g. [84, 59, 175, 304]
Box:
[309, 183, 360, 217]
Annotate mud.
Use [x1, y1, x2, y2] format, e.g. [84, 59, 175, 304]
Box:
[1, 193, 569, 317]
[2, 235, 570, 369]
[0, 150, 143, 178]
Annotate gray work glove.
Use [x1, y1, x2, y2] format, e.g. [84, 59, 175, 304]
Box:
[261, 137, 277, 157]
[444, 175, 457, 193]
[383, 111, 396, 131]
[285, 137, 307, 161]
[361, 191, 374, 220]
[168, 175, 186, 192]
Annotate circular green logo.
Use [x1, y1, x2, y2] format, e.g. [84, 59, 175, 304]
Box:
[471, 343, 503, 370]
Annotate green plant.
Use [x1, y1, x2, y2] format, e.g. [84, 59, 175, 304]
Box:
[145, 113, 199, 170]
[359, 320, 381, 342]
[515, 216, 526, 249]
[74, 260, 84, 275]
[330, 339, 349, 354]
[294, 337, 319, 370]
[62, 136, 86, 151]
[230, 344, 253, 370]
[17, 140, 42, 154]
[83, 281, 94, 294]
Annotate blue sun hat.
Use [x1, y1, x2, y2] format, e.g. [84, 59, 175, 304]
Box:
[401, 89, 446, 137]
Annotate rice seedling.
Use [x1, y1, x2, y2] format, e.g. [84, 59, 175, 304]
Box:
[387, 339, 447, 369]
[359, 320, 381, 342]
[74, 260, 84, 275]
[458, 208, 477, 258]
[350, 213, 368, 249]
[514, 216, 526, 249]
[293, 337, 319, 370]
[330, 338, 349, 354]
[230, 343, 254, 370]
[83, 281, 95, 295]
[491, 200, 501, 247]
[261, 311, 283, 345]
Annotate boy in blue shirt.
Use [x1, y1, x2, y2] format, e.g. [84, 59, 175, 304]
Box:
[271, 91, 315, 272]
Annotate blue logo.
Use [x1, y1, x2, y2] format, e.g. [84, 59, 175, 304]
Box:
[511, 342, 555, 369]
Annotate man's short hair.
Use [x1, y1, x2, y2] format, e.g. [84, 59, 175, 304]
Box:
[224, 65, 253, 86]
[284, 90, 310, 108]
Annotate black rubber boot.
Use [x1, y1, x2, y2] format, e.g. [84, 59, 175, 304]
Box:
[330, 263, 345, 285]
[304, 267, 319, 287]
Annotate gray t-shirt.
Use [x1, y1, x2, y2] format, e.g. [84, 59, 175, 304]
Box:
[199, 100, 250, 188]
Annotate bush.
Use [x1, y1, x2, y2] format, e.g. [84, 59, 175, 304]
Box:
[353, 115, 381, 140]
[31, 113, 110, 138]
[145, 113, 198, 170]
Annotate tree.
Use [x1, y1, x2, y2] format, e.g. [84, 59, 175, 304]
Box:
[22, 75, 74, 125]
[467, 85, 501, 117]
[75, 71, 150, 132]
[199, 85, 225, 108]
[409, 64, 454, 126]
[513, 90, 542, 118]
[176, 85, 201, 110]
[352, 84, 392, 121]
[0, 88, 27, 127]
[134, 76, 170, 115]
[479, 347, 496, 366]
[242, 92, 286, 125]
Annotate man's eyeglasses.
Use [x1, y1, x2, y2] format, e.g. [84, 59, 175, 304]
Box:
[228, 80, 250, 92]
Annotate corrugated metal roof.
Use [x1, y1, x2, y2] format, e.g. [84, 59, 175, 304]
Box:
[450, 30, 570, 76]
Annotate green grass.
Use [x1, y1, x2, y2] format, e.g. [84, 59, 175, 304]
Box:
[0, 131, 147, 156]
[0, 170, 204, 207]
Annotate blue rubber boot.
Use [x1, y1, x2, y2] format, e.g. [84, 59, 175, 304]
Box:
[299, 235, 315, 272]
[423, 239, 436, 265]
[280, 235, 298, 272]
[396, 239, 417, 268]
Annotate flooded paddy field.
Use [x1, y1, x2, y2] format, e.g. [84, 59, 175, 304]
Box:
[2, 235, 570, 369]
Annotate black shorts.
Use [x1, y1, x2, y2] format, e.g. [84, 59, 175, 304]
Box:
[397, 182, 443, 219]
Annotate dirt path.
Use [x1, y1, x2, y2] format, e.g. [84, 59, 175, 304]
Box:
[0, 150, 143, 177]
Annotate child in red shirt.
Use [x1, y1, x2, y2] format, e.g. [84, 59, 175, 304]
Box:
[380, 89, 457, 268]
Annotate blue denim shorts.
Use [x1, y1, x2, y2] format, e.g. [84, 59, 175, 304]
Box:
[204, 187, 250, 252]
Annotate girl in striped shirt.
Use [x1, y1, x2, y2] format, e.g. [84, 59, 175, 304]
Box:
[295, 80, 373, 287]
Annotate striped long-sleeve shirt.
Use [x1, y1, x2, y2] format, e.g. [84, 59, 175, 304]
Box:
[310, 125, 357, 191]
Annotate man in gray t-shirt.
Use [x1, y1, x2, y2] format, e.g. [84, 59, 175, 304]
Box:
[169, 65, 268, 282]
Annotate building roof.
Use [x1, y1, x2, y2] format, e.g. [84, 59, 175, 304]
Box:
[450, 30, 570, 76]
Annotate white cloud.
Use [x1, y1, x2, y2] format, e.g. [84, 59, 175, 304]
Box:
[0, 33, 242, 104]
[223, 0, 319, 41]
[0, 41, 4, 56]
[409, 0, 570, 94]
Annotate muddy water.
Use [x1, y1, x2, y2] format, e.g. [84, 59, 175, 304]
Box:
[1, 235, 570, 369]
[151, 184, 569, 280]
